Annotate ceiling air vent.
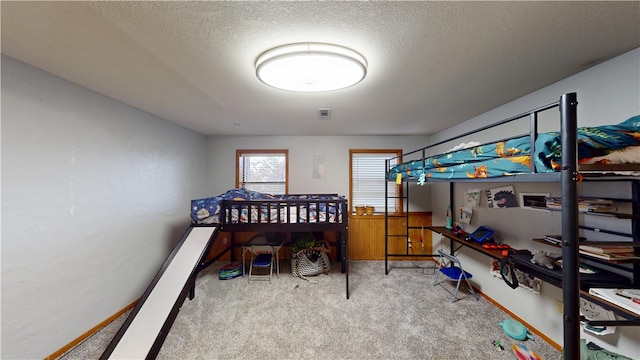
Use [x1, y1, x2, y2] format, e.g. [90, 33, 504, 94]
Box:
[318, 108, 331, 119]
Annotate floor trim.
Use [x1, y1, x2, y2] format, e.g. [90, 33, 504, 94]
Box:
[46, 300, 138, 360]
[479, 289, 562, 351]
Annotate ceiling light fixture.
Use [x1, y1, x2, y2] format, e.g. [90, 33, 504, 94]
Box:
[255, 43, 367, 92]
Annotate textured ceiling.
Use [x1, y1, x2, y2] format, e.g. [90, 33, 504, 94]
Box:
[2, 1, 639, 136]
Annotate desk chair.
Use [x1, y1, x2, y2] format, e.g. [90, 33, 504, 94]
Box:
[248, 245, 275, 283]
[433, 249, 479, 302]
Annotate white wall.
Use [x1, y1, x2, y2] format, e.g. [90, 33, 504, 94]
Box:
[204, 135, 431, 211]
[2, 45, 638, 358]
[429, 48, 640, 358]
[1, 56, 208, 359]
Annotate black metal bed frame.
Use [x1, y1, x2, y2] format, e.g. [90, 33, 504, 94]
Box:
[383, 93, 630, 359]
[196, 195, 350, 299]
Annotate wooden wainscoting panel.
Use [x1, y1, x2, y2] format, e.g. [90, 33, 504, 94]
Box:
[206, 231, 341, 263]
[408, 213, 432, 256]
[387, 216, 409, 258]
[348, 215, 385, 260]
[273, 231, 339, 261]
[349, 212, 432, 260]
[205, 231, 259, 262]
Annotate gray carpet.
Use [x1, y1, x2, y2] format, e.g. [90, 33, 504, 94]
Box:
[59, 260, 561, 359]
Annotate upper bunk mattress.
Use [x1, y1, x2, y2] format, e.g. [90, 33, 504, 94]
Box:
[387, 115, 640, 180]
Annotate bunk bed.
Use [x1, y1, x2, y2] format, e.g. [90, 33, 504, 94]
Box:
[101, 191, 349, 359]
[190, 188, 350, 298]
[387, 113, 639, 182]
[385, 93, 640, 359]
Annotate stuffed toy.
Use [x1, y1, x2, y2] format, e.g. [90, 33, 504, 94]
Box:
[530, 251, 556, 269]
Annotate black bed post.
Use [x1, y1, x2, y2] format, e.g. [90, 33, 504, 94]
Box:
[448, 182, 454, 255]
[385, 170, 389, 275]
[341, 228, 349, 299]
[560, 92, 579, 359]
[528, 111, 539, 173]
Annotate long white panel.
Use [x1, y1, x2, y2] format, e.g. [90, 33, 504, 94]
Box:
[109, 227, 215, 359]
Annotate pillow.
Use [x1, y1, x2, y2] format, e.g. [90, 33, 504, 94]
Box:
[579, 145, 640, 164]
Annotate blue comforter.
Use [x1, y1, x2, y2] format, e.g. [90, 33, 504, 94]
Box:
[387, 115, 640, 181]
[191, 189, 344, 224]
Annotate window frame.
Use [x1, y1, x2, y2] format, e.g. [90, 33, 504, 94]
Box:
[235, 149, 289, 194]
[349, 149, 403, 215]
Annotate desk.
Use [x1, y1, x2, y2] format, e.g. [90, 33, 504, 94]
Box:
[430, 226, 639, 326]
[241, 237, 284, 278]
[428, 226, 509, 259]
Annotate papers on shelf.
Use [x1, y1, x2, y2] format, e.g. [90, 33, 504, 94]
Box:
[489, 260, 541, 294]
[579, 250, 640, 261]
[543, 235, 562, 246]
[588, 288, 640, 316]
[541, 235, 587, 246]
[580, 298, 616, 336]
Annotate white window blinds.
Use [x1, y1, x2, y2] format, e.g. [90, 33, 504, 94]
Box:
[239, 152, 287, 194]
[351, 152, 398, 213]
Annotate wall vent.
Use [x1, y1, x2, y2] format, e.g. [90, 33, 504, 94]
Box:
[318, 108, 331, 119]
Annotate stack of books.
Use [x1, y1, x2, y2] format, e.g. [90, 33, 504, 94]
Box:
[578, 198, 617, 213]
[544, 197, 562, 210]
[544, 197, 617, 213]
[579, 244, 640, 261]
[541, 237, 639, 261]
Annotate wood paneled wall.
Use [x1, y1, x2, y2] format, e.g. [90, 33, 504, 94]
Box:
[204, 212, 431, 263]
[348, 212, 432, 260]
[205, 231, 340, 262]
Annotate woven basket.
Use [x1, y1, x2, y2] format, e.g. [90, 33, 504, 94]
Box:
[291, 247, 331, 278]
[365, 206, 375, 215]
[355, 206, 365, 216]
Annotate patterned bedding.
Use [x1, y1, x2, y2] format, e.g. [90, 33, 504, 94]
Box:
[191, 189, 345, 225]
[387, 115, 640, 181]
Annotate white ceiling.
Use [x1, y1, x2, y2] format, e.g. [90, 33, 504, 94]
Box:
[2, 1, 639, 136]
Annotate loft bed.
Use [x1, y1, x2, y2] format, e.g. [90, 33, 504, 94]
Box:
[190, 188, 350, 298]
[387, 113, 639, 182]
[384, 93, 640, 359]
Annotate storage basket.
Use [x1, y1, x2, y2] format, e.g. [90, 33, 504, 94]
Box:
[365, 206, 375, 215]
[291, 247, 331, 279]
[355, 206, 365, 216]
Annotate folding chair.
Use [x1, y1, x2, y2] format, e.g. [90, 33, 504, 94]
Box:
[248, 245, 275, 283]
[242, 234, 283, 279]
[433, 249, 479, 302]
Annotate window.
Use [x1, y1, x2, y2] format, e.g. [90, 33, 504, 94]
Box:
[236, 150, 288, 194]
[350, 150, 402, 214]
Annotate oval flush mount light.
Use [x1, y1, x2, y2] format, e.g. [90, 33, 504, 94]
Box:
[255, 43, 367, 92]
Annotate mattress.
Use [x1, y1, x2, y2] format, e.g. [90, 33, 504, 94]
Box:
[387, 115, 640, 181]
[191, 188, 344, 225]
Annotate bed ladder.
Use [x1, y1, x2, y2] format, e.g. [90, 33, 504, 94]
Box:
[384, 180, 435, 274]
